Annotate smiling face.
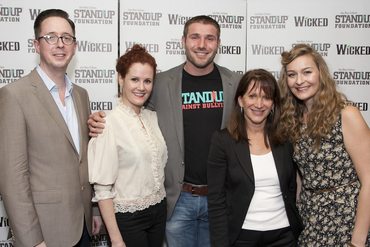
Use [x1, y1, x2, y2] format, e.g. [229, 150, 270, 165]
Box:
[286, 54, 321, 111]
[34, 16, 76, 75]
[238, 81, 274, 128]
[119, 62, 154, 114]
[182, 22, 220, 75]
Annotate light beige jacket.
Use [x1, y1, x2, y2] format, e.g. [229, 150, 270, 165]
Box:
[0, 69, 92, 247]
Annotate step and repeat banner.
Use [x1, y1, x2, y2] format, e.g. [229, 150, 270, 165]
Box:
[0, 0, 246, 246]
[119, 0, 247, 74]
[246, 0, 370, 123]
[0, 0, 368, 246]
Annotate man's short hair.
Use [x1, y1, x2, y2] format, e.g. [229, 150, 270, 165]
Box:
[34, 9, 75, 38]
[183, 15, 220, 40]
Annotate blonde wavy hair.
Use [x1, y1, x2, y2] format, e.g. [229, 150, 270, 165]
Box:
[278, 44, 347, 148]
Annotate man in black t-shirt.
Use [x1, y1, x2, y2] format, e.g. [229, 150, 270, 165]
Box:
[88, 16, 241, 247]
[147, 16, 241, 247]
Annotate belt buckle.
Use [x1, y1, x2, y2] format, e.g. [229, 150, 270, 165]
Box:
[191, 186, 199, 197]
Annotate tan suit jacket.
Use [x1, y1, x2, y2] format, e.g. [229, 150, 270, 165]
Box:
[0, 69, 92, 247]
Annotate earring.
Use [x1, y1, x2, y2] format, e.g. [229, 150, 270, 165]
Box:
[240, 107, 243, 113]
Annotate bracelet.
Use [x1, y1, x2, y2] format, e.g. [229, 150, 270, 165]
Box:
[347, 242, 357, 247]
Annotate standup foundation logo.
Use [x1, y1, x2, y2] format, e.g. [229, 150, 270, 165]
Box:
[333, 69, 370, 86]
[122, 11, 162, 26]
[292, 42, 331, 56]
[0, 7, 22, 22]
[74, 8, 115, 24]
[0, 67, 24, 84]
[168, 13, 244, 29]
[335, 13, 370, 28]
[249, 15, 288, 29]
[74, 67, 115, 84]
[209, 14, 244, 29]
[165, 39, 184, 55]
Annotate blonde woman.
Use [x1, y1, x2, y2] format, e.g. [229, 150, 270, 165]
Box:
[279, 44, 370, 246]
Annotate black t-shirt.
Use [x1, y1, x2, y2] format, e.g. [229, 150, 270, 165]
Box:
[182, 67, 223, 185]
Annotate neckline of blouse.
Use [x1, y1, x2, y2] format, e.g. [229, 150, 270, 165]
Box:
[117, 102, 145, 117]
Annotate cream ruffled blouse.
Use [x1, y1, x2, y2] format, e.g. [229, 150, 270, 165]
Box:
[88, 103, 168, 213]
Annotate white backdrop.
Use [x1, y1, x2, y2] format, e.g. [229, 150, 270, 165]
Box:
[0, 0, 369, 246]
[246, 0, 370, 123]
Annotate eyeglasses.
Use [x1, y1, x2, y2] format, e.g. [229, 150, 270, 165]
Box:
[37, 34, 76, 45]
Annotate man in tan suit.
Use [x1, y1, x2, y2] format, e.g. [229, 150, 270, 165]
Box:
[0, 9, 101, 247]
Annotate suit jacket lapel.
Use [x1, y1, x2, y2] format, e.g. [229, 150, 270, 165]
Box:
[30, 70, 78, 155]
[235, 140, 254, 183]
[168, 65, 185, 156]
[218, 65, 235, 128]
[234, 140, 288, 189]
[72, 88, 83, 160]
[271, 144, 287, 189]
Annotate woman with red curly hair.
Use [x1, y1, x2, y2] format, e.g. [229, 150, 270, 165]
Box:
[88, 44, 167, 247]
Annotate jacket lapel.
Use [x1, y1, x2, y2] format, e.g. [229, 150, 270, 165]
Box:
[218, 65, 237, 129]
[168, 65, 185, 156]
[234, 140, 254, 183]
[30, 70, 78, 156]
[72, 88, 83, 160]
[271, 144, 287, 189]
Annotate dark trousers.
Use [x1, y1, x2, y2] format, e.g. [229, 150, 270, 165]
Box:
[233, 227, 297, 247]
[74, 220, 91, 247]
[114, 199, 166, 247]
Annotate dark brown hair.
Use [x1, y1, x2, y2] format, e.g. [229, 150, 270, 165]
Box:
[227, 69, 283, 147]
[34, 9, 75, 38]
[183, 15, 220, 40]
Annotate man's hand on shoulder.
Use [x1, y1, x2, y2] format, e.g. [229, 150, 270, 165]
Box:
[88, 111, 106, 137]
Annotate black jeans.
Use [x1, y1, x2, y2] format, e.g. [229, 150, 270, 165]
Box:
[233, 227, 297, 247]
[114, 198, 166, 247]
